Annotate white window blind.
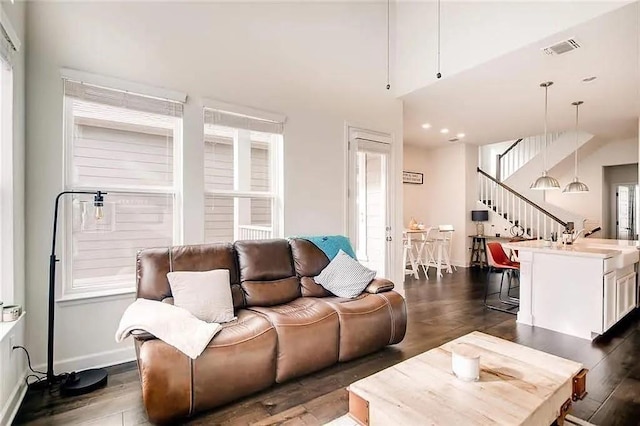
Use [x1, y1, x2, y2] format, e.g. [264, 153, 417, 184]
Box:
[203, 106, 283, 243]
[204, 108, 284, 135]
[63, 79, 183, 296]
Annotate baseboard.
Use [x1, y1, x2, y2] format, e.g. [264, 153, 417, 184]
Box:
[34, 346, 136, 375]
[0, 369, 27, 426]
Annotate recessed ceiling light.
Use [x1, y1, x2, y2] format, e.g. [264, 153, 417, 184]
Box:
[457, 133, 465, 138]
[421, 123, 432, 129]
[440, 128, 449, 134]
[582, 76, 597, 82]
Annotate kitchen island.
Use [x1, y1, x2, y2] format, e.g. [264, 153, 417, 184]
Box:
[504, 238, 639, 340]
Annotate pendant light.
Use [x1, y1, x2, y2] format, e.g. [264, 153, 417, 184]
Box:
[530, 81, 561, 190]
[563, 101, 589, 193]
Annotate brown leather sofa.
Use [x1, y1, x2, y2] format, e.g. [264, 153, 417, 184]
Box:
[134, 238, 407, 424]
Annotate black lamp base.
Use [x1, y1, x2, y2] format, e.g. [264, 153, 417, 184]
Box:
[60, 368, 108, 396]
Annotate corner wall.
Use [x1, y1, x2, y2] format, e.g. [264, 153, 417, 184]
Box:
[546, 137, 638, 236]
[403, 143, 478, 267]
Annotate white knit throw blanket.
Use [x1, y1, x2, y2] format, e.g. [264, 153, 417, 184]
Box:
[115, 298, 221, 359]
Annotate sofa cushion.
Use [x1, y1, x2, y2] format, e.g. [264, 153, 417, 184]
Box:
[300, 276, 333, 298]
[167, 269, 235, 323]
[242, 277, 301, 307]
[235, 239, 300, 307]
[250, 298, 339, 383]
[137, 243, 244, 309]
[315, 250, 376, 298]
[235, 239, 295, 281]
[290, 238, 332, 297]
[289, 238, 330, 276]
[193, 310, 277, 412]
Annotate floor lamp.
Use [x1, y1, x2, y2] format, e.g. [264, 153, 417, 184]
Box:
[48, 190, 109, 395]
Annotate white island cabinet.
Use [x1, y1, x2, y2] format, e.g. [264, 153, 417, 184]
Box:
[504, 239, 639, 341]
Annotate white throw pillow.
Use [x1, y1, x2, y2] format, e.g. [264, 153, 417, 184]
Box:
[314, 250, 376, 298]
[166, 269, 235, 323]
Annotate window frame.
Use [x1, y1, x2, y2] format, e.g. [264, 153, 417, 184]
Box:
[0, 57, 13, 304]
[203, 124, 284, 243]
[61, 86, 184, 299]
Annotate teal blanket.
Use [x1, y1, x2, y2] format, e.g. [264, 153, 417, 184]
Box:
[295, 235, 357, 260]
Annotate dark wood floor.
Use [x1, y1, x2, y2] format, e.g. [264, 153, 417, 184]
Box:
[14, 269, 640, 425]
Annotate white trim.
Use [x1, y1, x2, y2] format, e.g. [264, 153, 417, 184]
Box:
[60, 68, 187, 103]
[351, 130, 393, 145]
[203, 98, 287, 124]
[0, 312, 24, 342]
[0, 369, 27, 426]
[346, 124, 395, 279]
[0, 59, 13, 303]
[0, 9, 21, 53]
[62, 94, 181, 299]
[57, 287, 135, 306]
[34, 346, 136, 376]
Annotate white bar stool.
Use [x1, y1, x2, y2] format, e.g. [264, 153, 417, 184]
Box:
[430, 225, 455, 278]
[402, 232, 419, 280]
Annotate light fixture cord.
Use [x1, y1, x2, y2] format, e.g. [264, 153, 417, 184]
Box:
[436, 0, 442, 79]
[386, 0, 390, 90]
[574, 103, 579, 178]
[543, 84, 548, 172]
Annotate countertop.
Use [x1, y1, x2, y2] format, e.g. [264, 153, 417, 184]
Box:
[504, 238, 640, 259]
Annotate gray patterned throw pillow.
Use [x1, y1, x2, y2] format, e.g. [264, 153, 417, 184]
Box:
[314, 250, 376, 298]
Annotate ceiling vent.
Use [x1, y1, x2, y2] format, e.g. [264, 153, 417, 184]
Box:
[542, 38, 580, 56]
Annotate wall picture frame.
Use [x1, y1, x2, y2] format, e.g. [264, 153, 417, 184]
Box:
[403, 171, 423, 185]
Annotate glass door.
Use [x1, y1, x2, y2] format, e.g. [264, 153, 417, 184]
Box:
[616, 184, 639, 240]
[348, 129, 392, 278]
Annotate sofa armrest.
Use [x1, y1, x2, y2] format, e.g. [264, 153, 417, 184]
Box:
[365, 278, 394, 294]
[131, 329, 157, 342]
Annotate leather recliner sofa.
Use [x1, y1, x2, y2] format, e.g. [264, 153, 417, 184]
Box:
[134, 238, 407, 424]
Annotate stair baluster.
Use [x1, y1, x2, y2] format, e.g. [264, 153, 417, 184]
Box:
[477, 167, 567, 240]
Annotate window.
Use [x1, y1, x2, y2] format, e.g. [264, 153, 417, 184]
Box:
[63, 79, 183, 296]
[203, 106, 283, 243]
[0, 56, 13, 302]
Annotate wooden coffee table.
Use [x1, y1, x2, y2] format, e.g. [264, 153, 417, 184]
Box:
[347, 331, 588, 426]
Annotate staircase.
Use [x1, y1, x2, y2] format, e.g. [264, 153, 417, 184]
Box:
[478, 167, 567, 239]
[496, 132, 564, 182]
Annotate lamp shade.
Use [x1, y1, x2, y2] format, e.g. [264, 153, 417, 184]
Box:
[471, 210, 489, 222]
[563, 177, 589, 193]
[530, 171, 560, 190]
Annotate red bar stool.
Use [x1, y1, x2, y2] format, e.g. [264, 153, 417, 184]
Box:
[484, 241, 520, 314]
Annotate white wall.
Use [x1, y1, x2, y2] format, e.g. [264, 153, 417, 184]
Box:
[395, 1, 630, 96]
[546, 137, 638, 237]
[402, 144, 430, 227]
[403, 143, 477, 267]
[479, 140, 512, 178]
[26, 2, 403, 370]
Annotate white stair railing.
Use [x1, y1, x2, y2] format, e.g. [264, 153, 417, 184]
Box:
[237, 225, 272, 240]
[478, 168, 566, 240]
[496, 132, 563, 181]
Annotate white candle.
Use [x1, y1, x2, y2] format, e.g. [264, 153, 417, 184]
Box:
[451, 343, 480, 382]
